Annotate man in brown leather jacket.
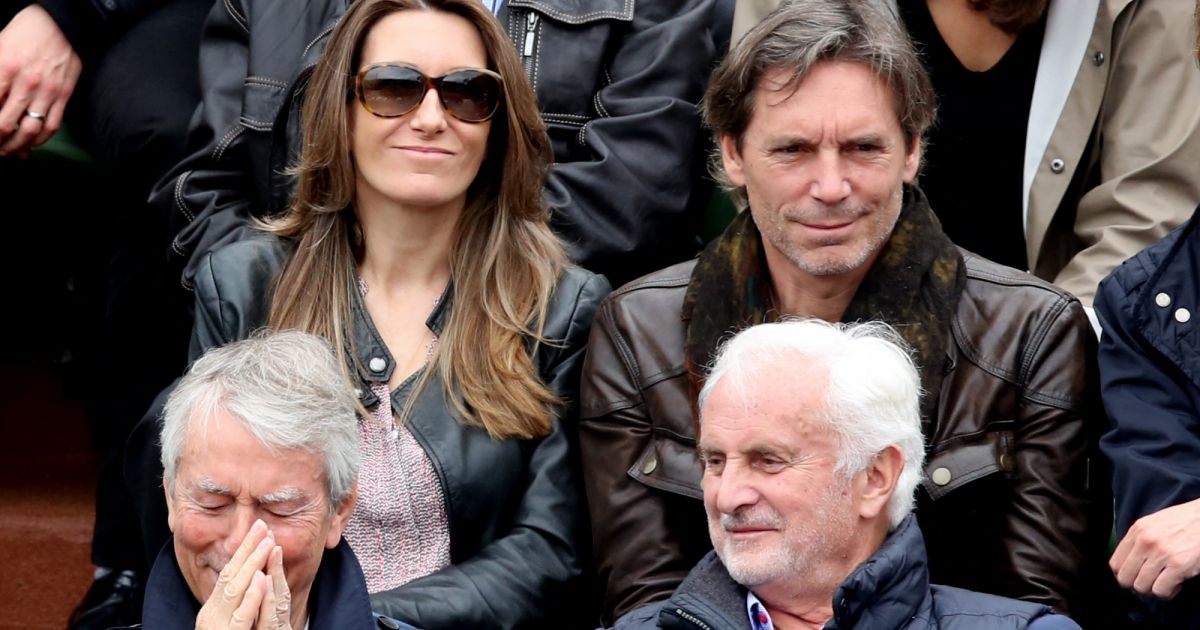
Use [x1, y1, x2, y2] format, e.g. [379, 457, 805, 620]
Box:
[579, 1, 1111, 627]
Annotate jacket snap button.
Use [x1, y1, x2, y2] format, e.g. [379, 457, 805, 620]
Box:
[1092, 51, 1105, 66]
[1156, 292, 1172, 308]
[641, 455, 658, 475]
[369, 357, 387, 372]
[1000, 454, 1014, 472]
[1176, 308, 1192, 324]
[1049, 158, 1065, 174]
[931, 467, 952, 486]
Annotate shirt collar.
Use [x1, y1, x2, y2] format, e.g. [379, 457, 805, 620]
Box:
[747, 592, 775, 630]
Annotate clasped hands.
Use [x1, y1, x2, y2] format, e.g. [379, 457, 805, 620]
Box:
[196, 519, 295, 630]
[1111, 497, 1200, 601]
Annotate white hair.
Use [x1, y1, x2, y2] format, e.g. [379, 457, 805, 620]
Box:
[160, 330, 360, 509]
[698, 319, 925, 529]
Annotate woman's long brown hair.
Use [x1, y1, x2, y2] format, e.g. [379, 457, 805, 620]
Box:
[263, 0, 566, 440]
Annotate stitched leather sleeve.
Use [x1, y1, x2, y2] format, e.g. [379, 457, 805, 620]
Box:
[1005, 294, 1111, 620]
[542, 0, 718, 287]
[578, 270, 711, 625]
[149, 0, 263, 293]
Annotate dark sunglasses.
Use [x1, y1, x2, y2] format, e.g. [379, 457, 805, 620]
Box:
[355, 63, 504, 123]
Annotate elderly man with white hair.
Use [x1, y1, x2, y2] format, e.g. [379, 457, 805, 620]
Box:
[612, 320, 1081, 629]
[119, 331, 402, 630]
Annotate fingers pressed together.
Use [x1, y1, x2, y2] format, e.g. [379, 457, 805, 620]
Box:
[195, 519, 293, 630]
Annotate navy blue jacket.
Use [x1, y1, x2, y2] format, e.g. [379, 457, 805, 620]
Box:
[611, 515, 1079, 629]
[127, 537, 386, 630]
[1097, 208, 1200, 627]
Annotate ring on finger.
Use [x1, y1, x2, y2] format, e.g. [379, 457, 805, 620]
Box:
[24, 110, 47, 121]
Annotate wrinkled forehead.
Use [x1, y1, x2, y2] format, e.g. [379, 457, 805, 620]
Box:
[175, 411, 328, 501]
[751, 60, 905, 134]
[700, 365, 835, 442]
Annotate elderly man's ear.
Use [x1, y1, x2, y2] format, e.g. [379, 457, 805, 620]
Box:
[164, 481, 176, 533]
[856, 445, 904, 521]
[326, 483, 359, 549]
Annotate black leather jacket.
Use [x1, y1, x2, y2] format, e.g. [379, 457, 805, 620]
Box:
[132, 235, 610, 628]
[151, 0, 718, 291]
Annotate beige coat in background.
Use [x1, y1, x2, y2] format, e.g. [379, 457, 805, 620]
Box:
[729, 0, 1200, 305]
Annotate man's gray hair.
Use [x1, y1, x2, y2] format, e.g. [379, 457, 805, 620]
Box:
[702, 0, 936, 209]
[161, 330, 360, 509]
[698, 319, 926, 529]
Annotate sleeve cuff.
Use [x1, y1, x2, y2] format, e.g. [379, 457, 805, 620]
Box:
[1, 1, 37, 27]
[35, 0, 104, 55]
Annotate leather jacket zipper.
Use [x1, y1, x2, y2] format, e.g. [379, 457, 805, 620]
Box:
[522, 12, 539, 58]
[671, 608, 713, 630]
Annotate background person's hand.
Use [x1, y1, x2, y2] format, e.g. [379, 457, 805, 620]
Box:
[0, 3, 82, 157]
[195, 519, 276, 629]
[1111, 497, 1200, 600]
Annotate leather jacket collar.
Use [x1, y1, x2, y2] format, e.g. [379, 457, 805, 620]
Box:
[348, 277, 452, 409]
[506, 0, 634, 23]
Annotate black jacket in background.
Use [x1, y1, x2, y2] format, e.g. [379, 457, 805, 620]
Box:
[150, 0, 719, 291]
[2, 0, 167, 56]
[611, 515, 1078, 630]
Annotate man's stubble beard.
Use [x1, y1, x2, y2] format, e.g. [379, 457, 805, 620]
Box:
[762, 187, 903, 277]
[709, 479, 857, 589]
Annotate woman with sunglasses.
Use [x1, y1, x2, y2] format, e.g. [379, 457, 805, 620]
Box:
[179, 0, 608, 626]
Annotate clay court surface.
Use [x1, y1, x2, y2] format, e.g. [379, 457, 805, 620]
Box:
[0, 363, 97, 629]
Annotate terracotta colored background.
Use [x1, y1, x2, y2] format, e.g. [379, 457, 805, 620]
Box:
[0, 363, 97, 629]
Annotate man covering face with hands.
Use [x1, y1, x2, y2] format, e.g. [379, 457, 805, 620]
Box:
[121, 331, 390, 630]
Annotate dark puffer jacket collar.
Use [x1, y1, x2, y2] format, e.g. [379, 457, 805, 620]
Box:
[139, 537, 379, 630]
[826, 515, 932, 628]
[619, 515, 1059, 630]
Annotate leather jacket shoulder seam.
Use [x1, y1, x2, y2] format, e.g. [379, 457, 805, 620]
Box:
[598, 298, 644, 394]
[222, 0, 249, 33]
[608, 273, 691, 298]
[652, 425, 697, 448]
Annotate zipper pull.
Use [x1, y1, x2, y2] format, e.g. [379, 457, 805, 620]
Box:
[523, 12, 539, 57]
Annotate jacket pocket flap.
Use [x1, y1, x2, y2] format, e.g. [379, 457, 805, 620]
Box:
[240, 78, 288, 132]
[628, 435, 702, 500]
[508, 0, 634, 24]
[921, 430, 1014, 500]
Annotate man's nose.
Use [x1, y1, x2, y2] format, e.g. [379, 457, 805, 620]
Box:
[809, 150, 851, 205]
[713, 461, 761, 516]
[221, 505, 258, 557]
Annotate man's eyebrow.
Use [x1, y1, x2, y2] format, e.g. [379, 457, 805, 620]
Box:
[766, 134, 814, 148]
[194, 476, 232, 496]
[844, 133, 888, 146]
[258, 487, 309, 504]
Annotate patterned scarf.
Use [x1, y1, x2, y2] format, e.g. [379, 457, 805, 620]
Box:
[682, 185, 966, 429]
